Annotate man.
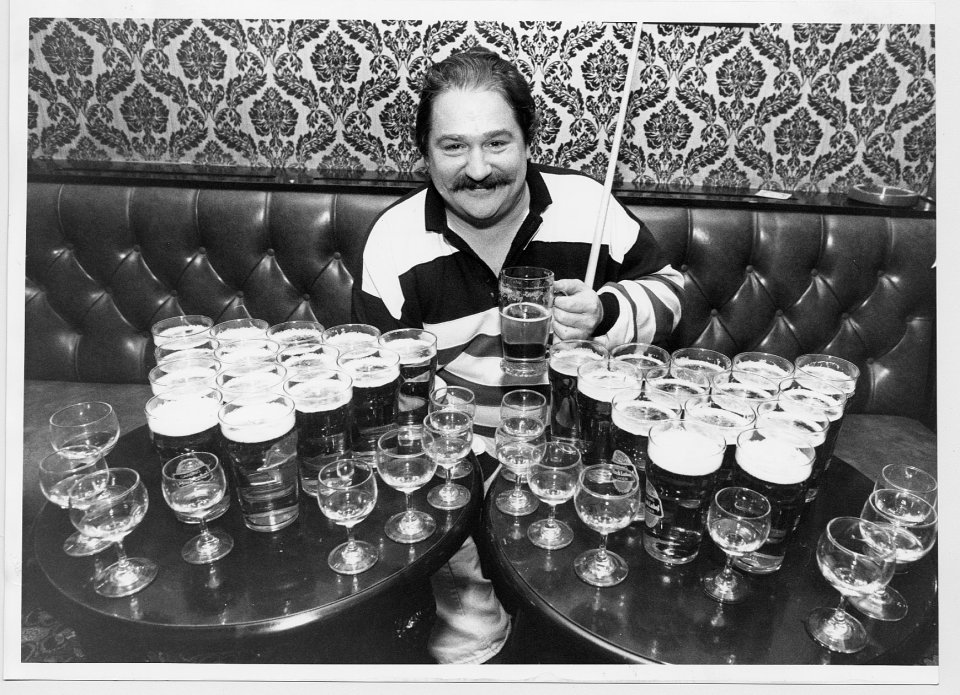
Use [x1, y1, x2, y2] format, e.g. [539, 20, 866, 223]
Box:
[354, 47, 683, 664]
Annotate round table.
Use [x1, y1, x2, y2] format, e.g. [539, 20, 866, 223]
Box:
[479, 459, 937, 665]
[33, 424, 481, 662]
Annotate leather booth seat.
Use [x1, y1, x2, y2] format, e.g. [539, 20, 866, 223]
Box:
[24, 180, 936, 477]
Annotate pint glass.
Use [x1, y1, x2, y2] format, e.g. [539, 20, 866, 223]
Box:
[322, 323, 381, 350]
[148, 356, 220, 396]
[337, 346, 401, 460]
[609, 387, 682, 503]
[267, 320, 325, 346]
[145, 386, 228, 523]
[731, 427, 815, 574]
[643, 420, 726, 565]
[213, 338, 281, 366]
[610, 342, 670, 381]
[575, 359, 642, 464]
[216, 362, 287, 401]
[209, 318, 269, 343]
[283, 368, 353, 497]
[151, 315, 213, 347]
[498, 266, 554, 377]
[732, 351, 795, 381]
[155, 333, 219, 365]
[671, 347, 732, 377]
[218, 392, 300, 532]
[681, 393, 756, 489]
[379, 328, 438, 426]
[548, 340, 608, 447]
[709, 369, 779, 413]
[277, 341, 341, 372]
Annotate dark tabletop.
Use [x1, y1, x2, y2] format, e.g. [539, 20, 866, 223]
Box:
[33, 423, 480, 641]
[480, 459, 937, 665]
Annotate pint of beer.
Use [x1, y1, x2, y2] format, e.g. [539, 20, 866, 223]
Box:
[151, 315, 214, 347]
[609, 387, 681, 500]
[218, 392, 300, 532]
[575, 359, 642, 465]
[148, 356, 220, 396]
[643, 420, 726, 565]
[680, 393, 756, 489]
[379, 328, 438, 427]
[283, 368, 354, 497]
[145, 386, 228, 523]
[337, 346, 401, 460]
[548, 340, 608, 448]
[610, 342, 670, 381]
[731, 427, 815, 574]
[498, 266, 554, 377]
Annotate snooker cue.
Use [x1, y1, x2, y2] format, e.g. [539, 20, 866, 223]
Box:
[583, 21, 644, 288]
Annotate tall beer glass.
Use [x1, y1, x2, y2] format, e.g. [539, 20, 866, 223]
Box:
[216, 362, 287, 401]
[548, 340, 608, 447]
[730, 427, 815, 575]
[155, 334, 219, 365]
[277, 341, 340, 372]
[794, 353, 860, 406]
[149, 356, 220, 396]
[495, 416, 547, 516]
[337, 346, 401, 460]
[213, 338, 281, 366]
[379, 328, 438, 427]
[151, 314, 213, 347]
[267, 320, 325, 346]
[732, 351, 794, 381]
[322, 323, 381, 350]
[682, 393, 756, 489]
[643, 420, 726, 565]
[610, 342, 670, 381]
[575, 359, 642, 465]
[218, 392, 300, 532]
[210, 318, 269, 343]
[283, 368, 353, 497]
[671, 347, 732, 377]
[645, 371, 710, 410]
[609, 388, 681, 515]
[499, 266, 554, 377]
[778, 375, 847, 501]
[709, 369, 779, 413]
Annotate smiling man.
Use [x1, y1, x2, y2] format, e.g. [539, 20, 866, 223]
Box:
[354, 47, 684, 663]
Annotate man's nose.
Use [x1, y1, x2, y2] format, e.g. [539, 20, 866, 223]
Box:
[464, 146, 492, 180]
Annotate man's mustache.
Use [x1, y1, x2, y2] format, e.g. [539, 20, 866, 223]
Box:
[452, 174, 512, 191]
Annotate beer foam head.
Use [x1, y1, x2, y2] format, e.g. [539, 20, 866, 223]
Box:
[285, 377, 352, 412]
[733, 358, 792, 380]
[647, 424, 725, 476]
[219, 400, 295, 442]
[684, 401, 754, 444]
[756, 411, 827, 446]
[381, 337, 436, 363]
[612, 400, 679, 435]
[736, 437, 813, 485]
[269, 327, 323, 344]
[577, 364, 639, 402]
[147, 396, 220, 436]
[797, 364, 857, 394]
[672, 357, 727, 373]
[214, 326, 267, 342]
[325, 331, 379, 348]
[550, 346, 604, 376]
[218, 370, 283, 395]
[779, 388, 843, 421]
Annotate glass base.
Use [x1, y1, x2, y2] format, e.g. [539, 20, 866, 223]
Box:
[328, 540, 378, 575]
[94, 557, 159, 598]
[501, 358, 547, 378]
[574, 548, 629, 587]
[495, 488, 539, 516]
[449, 457, 473, 480]
[527, 518, 574, 550]
[63, 531, 112, 557]
[427, 482, 471, 510]
[182, 529, 234, 565]
[805, 606, 868, 653]
[850, 586, 909, 622]
[701, 564, 751, 604]
[385, 509, 436, 544]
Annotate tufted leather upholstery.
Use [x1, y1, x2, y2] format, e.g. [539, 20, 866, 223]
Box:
[25, 182, 935, 424]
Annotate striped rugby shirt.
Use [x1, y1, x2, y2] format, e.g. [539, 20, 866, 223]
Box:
[353, 163, 684, 456]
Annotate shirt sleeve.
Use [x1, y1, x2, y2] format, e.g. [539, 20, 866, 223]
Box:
[351, 220, 410, 332]
[590, 198, 684, 348]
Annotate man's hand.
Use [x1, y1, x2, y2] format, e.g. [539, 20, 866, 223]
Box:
[552, 278, 603, 341]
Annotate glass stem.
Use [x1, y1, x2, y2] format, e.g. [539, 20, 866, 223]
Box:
[719, 553, 737, 584]
[344, 525, 357, 552]
[545, 503, 558, 530]
[596, 534, 609, 562]
[404, 492, 414, 518]
[512, 472, 524, 500]
[113, 540, 131, 574]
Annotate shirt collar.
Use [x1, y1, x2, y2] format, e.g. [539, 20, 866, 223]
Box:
[423, 162, 553, 232]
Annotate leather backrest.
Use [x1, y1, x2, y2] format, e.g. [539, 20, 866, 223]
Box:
[24, 182, 935, 420]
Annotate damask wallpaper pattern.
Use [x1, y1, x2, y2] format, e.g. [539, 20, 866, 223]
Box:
[27, 19, 935, 193]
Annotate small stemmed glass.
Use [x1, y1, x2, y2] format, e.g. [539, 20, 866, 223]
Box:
[494, 416, 547, 516]
[501, 389, 549, 423]
[49, 401, 120, 464]
[851, 488, 938, 621]
[573, 463, 640, 587]
[68, 468, 157, 598]
[701, 487, 772, 603]
[874, 464, 937, 505]
[160, 452, 234, 565]
[38, 450, 112, 556]
[423, 409, 473, 511]
[377, 426, 438, 543]
[805, 516, 897, 653]
[526, 442, 582, 550]
[317, 458, 379, 574]
[430, 386, 479, 478]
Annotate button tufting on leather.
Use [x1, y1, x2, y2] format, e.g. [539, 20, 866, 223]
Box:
[64, 242, 74, 251]
[266, 248, 275, 256]
[236, 291, 244, 298]
[877, 270, 885, 277]
[333, 252, 342, 260]
[302, 293, 310, 301]
[132, 245, 141, 253]
[810, 269, 818, 277]
[775, 309, 784, 317]
[841, 312, 849, 320]
[198, 246, 206, 254]
[170, 290, 178, 297]
[710, 309, 719, 317]
[745, 265, 754, 273]
[680, 264, 688, 272]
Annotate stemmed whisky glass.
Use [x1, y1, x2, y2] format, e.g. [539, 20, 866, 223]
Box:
[38, 450, 112, 556]
[68, 467, 157, 598]
[377, 426, 438, 543]
[874, 464, 937, 505]
[317, 458, 379, 574]
[494, 415, 547, 516]
[430, 386, 478, 479]
[805, 516, 897, 653]
[160, 452, 234, 564]
[701, 487, 772, 603]
[573, 463, 640, 587]
[526, 442, 582, 549]
[423, 409, 473, 510]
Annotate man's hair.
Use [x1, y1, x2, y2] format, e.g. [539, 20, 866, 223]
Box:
[415, 47, 538, 156]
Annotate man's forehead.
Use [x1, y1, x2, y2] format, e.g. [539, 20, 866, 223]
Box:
[430, 88, 521, 135]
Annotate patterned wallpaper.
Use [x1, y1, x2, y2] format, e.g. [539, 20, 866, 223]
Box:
[27, 19, 935, 193]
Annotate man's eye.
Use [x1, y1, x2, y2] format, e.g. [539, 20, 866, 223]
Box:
[488, 141, 506, 149]
[442, 143, 465, 152]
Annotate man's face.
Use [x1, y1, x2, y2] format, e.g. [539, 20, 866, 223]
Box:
[425, 88, 531, 229]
